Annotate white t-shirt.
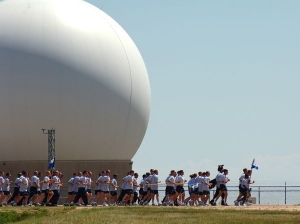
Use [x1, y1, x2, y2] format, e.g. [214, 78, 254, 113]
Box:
[151, 174, 159, 190]
[3, 177, 10, 191]
[30, 175, 38, 188]
[68, 177, 74, 192]
[42, 176, 50, 190]
[121, 176, 127, 190]
[146, 175, 153, 189]
[101, 175, 110, 191]
[203, 176, 210, 191]
[86, 177, 91, 190]
[19, 176, 28, 192]
[175, 175, 184, 186]
[110, 178, 117, 191]
[199, 176, 206, 191]
[239, 174, 245, 184]
[98, 176, 104, 190]
[133, 178, 138, 192]
[36, 177, 40, 191]
[95, 176, 102, 190]
[14, 177, 20, 187]
[125, 175, 134, 190]
[216, 172, 223, 188]
[0, 176, 4, 191]
[77, 176, 86, 188]
[142, 178, 148, 191]
[50, 176, 59, 190]
[241, 178, 249, 189]
[219, 174, 228, 186]
[72, 176, 80, 192]
[165, 175, 171, 184]
[167, 176, 175, 187]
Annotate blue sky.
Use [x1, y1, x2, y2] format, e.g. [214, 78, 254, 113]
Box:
[1, 0, 298, 185]
[85, 0, 300, 185]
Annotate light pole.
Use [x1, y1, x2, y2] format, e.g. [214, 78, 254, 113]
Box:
[42, 128, 56, 170]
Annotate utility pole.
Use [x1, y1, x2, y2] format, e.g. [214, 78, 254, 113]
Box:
[42, 128, 56, 170]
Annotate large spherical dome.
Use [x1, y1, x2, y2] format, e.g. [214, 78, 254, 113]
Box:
[0, 0, 151, 161]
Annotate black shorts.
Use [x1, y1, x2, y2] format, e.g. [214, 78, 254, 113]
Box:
[147, 187, 151, 191]
[30, 186, 38, 194]
[95, 190, 101, 195]
[37, 191, 41, 195]
[4, 191, 11, 196]
[20, 191, 29, 196]
[110, 191, 117, 196]
[143, 191, 148, 196]
[203, 190, 210, 195]
[42, 189, 48, 194]
[125, 189, 133, 195]
[102, 191, 109, 194]
[219, 184, 227, 191]
[192, 188, 199, 194]
[176, 186, 184, 194]
[139, 189, 143, 194]
[240, 187, 249, 195]
[166, 186, 176, 195]
[151, 190, 159, 194]
[86, 189, 92, 193]
[198, 191, 203, 195]
[68, 192, 73, 195]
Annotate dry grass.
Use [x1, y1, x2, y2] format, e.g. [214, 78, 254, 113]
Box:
[1, 205, 300, 224]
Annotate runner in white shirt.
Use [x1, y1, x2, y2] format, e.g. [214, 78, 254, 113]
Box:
[117, 173, 129, 205]
[234, 168, 248, 206]
[133, 173, 139, 205]
[202, 171, 211, 206]
[93, 171, 105, 206]
[9, 173, 21, 205]
[72, 171, 88, 206]
[184, 173, 197, 206]
[164, 170, 177, 206]
[0, 171, 5, 203]
[150, 170, 161, 206]
[36, 171, 52, 205]
[175, 170, 187, 206]
[196, 172, 205, 205]
[138, 174, 146, 204]
[213, 169, 230, 206]
[139, 173, 149, 205]
[64, 172, 76, 205]
[109, 174, 119, 205]
[86, 171, 93, 204]
[50, 171, 63, 206]
[121, 170, 135, 205]
[142, 169, 154, 205]
[1, 172, 12, 205]
[99, 170, 111, 206]
[13, 171, 29, 206]
[29, 171, 39, 205]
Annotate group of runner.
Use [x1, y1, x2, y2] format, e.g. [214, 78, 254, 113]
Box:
[0, 165, 255, 207]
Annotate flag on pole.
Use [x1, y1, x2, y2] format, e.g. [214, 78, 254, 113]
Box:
[48, 157, 55, 169]
[251, 158, 259, 170]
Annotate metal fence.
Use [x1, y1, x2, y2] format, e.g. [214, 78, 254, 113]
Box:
[157, 184, 300, 205]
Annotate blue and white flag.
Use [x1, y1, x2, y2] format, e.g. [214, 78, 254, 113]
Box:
[48, 157, 55, 169]
[251, 158, 259, 170]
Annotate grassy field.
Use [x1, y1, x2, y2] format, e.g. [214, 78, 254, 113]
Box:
[0, 206, 300, 224]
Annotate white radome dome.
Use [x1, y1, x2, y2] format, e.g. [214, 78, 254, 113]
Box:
[0, 0, 151, 161]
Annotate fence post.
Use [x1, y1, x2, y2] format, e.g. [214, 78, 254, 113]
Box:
[285, 182, 287, 204]
[258, 186, 260, 204]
